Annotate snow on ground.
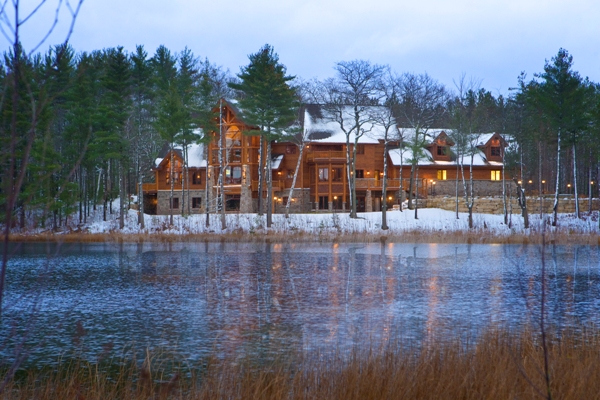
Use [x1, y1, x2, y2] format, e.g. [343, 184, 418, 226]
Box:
[11, 199, 599, 236]
[64, 202, 599, 237]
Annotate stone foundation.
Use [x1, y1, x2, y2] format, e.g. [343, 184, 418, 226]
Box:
[430, 180, 506, 197]
[428, 195, 600, 214]
[156, 189, 207, 215]
[272, 188, 311, 214]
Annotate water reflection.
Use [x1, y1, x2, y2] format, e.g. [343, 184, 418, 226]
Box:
[2, 242, 600, 367]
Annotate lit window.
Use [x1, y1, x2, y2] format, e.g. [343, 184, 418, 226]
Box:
[491, 170, 501, 181]
[318, 168, 329, 181]
[332, 167, 343, 182]
[192, 172, 201, 185]
[437, 170, 447, 180]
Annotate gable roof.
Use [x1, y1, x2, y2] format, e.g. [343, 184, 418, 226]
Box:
[154, 142, 207, 169]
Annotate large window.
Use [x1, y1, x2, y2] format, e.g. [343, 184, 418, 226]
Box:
[166, 172, 180, 185]
[437, 170, 447, 180]
[491, 170, 501, 181]
[192, 172, 201, 185]
[225, 166, 242, 184]
[319, 196, 329, 210]
[192, 197, 202, 208]
[332, 167, 343, 182]
[318, 168, 329, 182]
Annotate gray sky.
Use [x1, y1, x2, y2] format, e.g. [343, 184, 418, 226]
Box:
[12, 0, 600, 96]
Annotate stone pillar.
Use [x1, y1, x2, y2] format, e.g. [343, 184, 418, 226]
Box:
[208, 166, 217, 212]
[328, 201, 333, 212]
[366, 190, 373, 212]
[240, 164, 253, 213]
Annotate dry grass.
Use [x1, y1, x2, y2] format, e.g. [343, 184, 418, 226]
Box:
[3, 328, 600, 399]
[8, 229, 600, 245]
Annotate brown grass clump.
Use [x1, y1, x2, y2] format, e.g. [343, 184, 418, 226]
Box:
[8, 229, 600, 245]
[2, 327, 600, 399]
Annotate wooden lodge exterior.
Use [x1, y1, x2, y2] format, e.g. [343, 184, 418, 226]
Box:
[142, 102, 513, 215]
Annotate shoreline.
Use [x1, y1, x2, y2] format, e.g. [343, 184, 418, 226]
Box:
[7, 229, 600, 245]
[5, 208, 600, 246]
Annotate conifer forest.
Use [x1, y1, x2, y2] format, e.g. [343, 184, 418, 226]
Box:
[1, 43, 599, 230]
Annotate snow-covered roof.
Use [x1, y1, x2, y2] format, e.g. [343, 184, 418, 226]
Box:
[397, 128, 451, 145]
[303, 105, 391, 144]
[272, 154, 283, 170]
[475, 133, 496, 147]
[388, 147, 498, 167]
[186, 143, 207, 168]
[154, 140, 207, 169]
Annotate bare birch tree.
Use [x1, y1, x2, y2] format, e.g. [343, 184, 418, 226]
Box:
[320, 60, 385, 218]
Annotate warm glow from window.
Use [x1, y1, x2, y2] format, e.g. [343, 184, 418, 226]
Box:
[437, 170, 447, 180]
[491, 170, 501, 181]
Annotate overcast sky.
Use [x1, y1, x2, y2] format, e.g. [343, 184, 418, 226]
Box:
[11, 0, 600, 96]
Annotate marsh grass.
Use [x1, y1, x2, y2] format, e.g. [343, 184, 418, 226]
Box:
[8, 229, 600, 245]
[3, 327, 600, 399]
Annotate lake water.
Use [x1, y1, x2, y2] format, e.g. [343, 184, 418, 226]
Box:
[2, 241, 600, 367]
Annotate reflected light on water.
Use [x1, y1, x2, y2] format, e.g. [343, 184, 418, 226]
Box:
[2, 242, 599, 367]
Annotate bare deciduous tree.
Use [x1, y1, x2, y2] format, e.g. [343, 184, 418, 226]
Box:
[320, 60, 385, 218]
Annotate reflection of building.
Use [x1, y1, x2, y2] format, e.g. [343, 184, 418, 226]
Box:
[143, 101, 512, 215]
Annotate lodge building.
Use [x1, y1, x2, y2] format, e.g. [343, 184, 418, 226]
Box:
[142, 101, 511, 215]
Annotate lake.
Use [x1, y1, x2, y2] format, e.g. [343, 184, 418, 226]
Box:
[2, 241, 599, 367]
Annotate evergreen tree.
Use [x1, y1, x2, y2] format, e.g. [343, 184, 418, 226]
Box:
[229, 44, 298, 228]
[532, 49, 588, 226]
[152, 45, 182, 226]
[130, 45, 156, 228]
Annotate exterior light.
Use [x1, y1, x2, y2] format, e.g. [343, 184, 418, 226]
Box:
[274, 196, 278, 200]
[542, 180, 546, 184]
[334, 196, 338, 200]
[567, 183, 571, 188]
[277, 171, 281, 175]
[517, 180, 522, 184]
[367, 171, 371, 175]
[432, 181, 436, 185]
[592, 181, 595, 185]
[388, 196, 392, 200]
[528, 180, 532, 184]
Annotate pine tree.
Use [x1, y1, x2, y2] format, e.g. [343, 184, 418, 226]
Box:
[130, 45, 155, 228]
[229, 44, 298, 228]
[152, 45, 182, 226]
[533, 49, 588, 226]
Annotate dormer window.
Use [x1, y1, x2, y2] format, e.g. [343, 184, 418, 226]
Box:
[491, 147, 501, 157]
[437, 146, 448, 156]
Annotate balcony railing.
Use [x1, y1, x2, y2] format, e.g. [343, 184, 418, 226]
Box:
[141, 182, 157, 193]
[355, 178, 404, 189]
[251, 180, 284, 191]
[306, 151, 346, 161]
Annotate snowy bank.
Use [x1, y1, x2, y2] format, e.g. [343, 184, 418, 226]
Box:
[56, 207, 600, 241]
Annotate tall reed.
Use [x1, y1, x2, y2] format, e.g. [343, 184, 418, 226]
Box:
[2, 327, 600, 399]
